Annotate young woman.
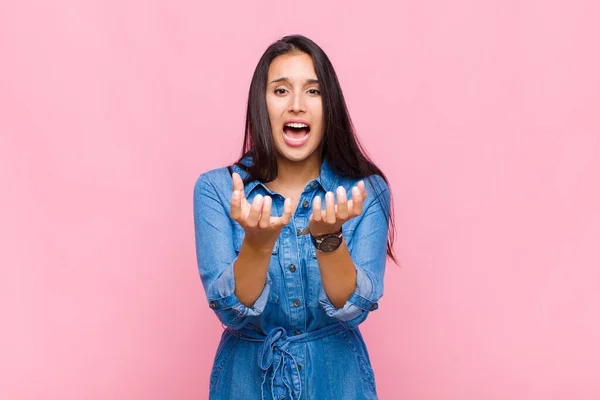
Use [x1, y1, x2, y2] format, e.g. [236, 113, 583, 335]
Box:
[193, 34, 396, 400]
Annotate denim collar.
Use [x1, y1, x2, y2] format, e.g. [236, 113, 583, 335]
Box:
[232, 153, 338, 198]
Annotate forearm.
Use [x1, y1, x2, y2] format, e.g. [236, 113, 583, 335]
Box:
[233, 239, 273, 307]
[316, 239, 356, 309]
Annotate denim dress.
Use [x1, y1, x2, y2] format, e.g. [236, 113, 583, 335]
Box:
[193, 155, 390, 400]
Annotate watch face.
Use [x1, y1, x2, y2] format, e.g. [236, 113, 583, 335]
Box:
[320, 236, 342, 252]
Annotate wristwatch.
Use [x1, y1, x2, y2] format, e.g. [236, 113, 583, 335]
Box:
[310, 228, 343, 252]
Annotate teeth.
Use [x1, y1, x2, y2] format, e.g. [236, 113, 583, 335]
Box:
[285, 122, 308, 128]
[284, 132, 309, 141]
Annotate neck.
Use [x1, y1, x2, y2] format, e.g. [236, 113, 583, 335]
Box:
[269, 153, 322, 190]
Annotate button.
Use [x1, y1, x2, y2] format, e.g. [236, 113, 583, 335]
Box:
[302, 200, 309, 208]
[296, 228, 302, 236]
[297, 364, 302, 371]
[370, 303, 378, 311]
[309, 181, 316, 188]
[293, 299, 301, 307]
[294, 330, 301, 335]
[289, 264, 296, 272]
[209, 301, 217, 309]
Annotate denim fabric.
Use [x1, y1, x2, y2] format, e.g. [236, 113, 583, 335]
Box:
[193, 155, 390, 400]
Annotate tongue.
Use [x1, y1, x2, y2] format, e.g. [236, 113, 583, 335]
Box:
[284, 127, 309, 139]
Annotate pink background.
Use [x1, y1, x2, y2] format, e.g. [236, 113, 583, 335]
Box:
[1, 1, 599, 399]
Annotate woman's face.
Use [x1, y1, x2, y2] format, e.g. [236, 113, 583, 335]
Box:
[265, 51, 324, 164]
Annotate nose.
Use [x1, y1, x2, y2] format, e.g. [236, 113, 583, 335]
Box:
[288, 92, 306, 113]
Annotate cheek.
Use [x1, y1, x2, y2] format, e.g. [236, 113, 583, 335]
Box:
[266, 96, 283, 115]
[311, 106, 324, 130]
[309, 101, 324, 122]
[266, 104, 274, 120]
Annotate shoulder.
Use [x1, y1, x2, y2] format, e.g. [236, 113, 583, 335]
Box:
[364, 174, 389, 196]
[340, 174, 390, 203]
[361, 175, 391, 218]
[193, 166, 232, 197]
[195, 166, 232, 185]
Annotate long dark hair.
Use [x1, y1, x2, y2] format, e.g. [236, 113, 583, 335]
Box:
[232, 34, 398, 265]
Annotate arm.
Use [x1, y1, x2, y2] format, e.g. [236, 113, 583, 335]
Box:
[316, 176, 390, 329]
[193, 171, 292, 329]
[234, 236, 274, 307]
[193, 174, 271, 329]
[315, 239, 356, 309]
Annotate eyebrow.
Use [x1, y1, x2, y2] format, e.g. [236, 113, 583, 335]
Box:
[269, 77, 320, 85]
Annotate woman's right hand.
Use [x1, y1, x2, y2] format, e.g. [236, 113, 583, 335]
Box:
[230, 172, 293, 253]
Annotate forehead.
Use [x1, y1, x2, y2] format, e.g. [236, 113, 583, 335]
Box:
[267, 52, 317, 81]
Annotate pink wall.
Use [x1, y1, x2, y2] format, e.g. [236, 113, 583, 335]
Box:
[1, 1, 599, 399]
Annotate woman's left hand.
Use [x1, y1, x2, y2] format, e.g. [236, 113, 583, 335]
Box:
[308, 180, 368, 237]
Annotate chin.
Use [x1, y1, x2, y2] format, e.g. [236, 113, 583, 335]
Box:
[275, 143, 319, 163]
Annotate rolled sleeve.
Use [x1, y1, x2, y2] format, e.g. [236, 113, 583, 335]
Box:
[207, 260, 271, 320]
[318, 266, 379, 329]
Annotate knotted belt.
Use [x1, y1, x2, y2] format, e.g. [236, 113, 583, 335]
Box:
[226, 323, 347, 400]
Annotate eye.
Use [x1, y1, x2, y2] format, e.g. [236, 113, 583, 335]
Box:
[308, 88, 321, 95]
[274, 88, 287, 95]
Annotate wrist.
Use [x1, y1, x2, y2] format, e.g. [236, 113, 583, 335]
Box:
[309, 225, 342, 238]
[311, 227, 343, 252]
[241, 237, 275, 257]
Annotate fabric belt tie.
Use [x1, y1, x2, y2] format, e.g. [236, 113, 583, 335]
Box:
[226, 323, 347, 400]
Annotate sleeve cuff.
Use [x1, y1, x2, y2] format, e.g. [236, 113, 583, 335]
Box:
[207, 260, 271, 317]
[318, 266, 379, 322]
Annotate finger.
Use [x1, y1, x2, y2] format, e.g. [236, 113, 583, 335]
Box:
[278, 198, 292, 226]
[325, 191, 336, 224]
[358, 180, 368, 201]
[246, 194, 263, 227]
[230, 190, 242, 222]
[232, 172, 246, 194]
[351, 186, 364, 216]
[232, 172, 250, 209]
[259, 196, 271, 228]
[312, 196, 322, 222]
[336, 186, 349, 220]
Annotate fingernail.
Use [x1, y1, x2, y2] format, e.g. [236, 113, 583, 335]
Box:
[337, 186, 344, 195]
[233, 190, 239, 200]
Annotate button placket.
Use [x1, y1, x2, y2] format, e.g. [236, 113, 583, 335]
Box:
[285, 220, 306, 327]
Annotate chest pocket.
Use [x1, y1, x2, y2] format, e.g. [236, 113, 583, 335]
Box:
[232, 224, 280, 304]
[306, 229, 355, 308]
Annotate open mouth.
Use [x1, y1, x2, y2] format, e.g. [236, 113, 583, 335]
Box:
[283, 122, 311, 146]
